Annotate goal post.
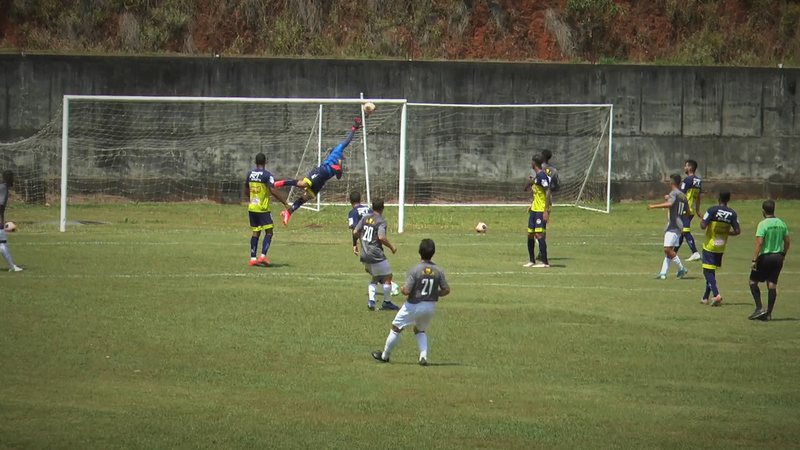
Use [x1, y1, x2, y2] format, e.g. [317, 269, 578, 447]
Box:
[55, 95, 407, 231]
[396, 102, 614, 233]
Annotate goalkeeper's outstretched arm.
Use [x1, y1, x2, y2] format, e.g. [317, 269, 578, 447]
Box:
[322, 117, 362, 167]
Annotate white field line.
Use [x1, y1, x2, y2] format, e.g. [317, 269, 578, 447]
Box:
[13, 270, 800, 280]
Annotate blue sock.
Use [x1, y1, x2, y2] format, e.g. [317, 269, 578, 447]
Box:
[527, 237, 535, 262]
[703, 268, 719, 296]
[685, 233, 698, 253]
[261, 233, 272, 256]
[537, 237, 548, 264]
[250, 236, 259, 258]
[290, 199, 305, 212]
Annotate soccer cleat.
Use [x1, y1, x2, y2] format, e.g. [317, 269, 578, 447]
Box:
[9, 265, 23, 272]
[710, 295, 722, 307]
[700, 298, 709, 305]
[273, 180, 286, 188]
[380, 301, 400, 311]
[687, 252, 701, 262]
[656, 273, 667, 280]
[248, 259, 259, 267]
[748, 309, 766, 320]
[371, 351, 389, 363]
[352, 117, 363, 131]
[523, 262, 536, 268]
[367, 301, 376, 311]
[676, 268, 688, 279]
[532, 263, 550, 268]
[419, 356, 428, 366]
[281, 209, 292, 226]
[757, 313, 772, 322]
[257, 255, 270, 267]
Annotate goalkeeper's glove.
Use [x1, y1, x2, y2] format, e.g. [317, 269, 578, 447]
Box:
[352, 117, 362, 131]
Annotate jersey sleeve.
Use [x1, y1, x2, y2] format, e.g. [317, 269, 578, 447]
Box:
[377, 221, 387, 239]
[537, 172, 550, 189]
[438, 269, 449, 291]
[347, 209, 358, 229]
[354, 216, 367, 235]
[405, 270, 416, 293]
[756, 220, 766, 237]
[731, 211, 740, 232]
[667, 191, 677, 205]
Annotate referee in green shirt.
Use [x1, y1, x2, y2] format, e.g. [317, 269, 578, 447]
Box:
[749, 200, 791, 321]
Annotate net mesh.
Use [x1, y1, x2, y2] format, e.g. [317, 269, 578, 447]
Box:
[0, 99, 404, 207]
[402, 105, 612, 210]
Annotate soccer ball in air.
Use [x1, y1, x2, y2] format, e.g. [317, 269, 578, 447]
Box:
[475, 222, 487, 233]
[362, 102, 376, 115]
[4, 221, 17, 232]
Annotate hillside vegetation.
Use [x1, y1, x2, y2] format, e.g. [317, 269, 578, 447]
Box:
[1, 0, 799, 66]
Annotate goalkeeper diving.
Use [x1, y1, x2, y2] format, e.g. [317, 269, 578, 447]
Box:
[275, 116, 362, 226]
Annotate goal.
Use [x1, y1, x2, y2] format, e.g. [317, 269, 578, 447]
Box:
[0, 96, 405, 231]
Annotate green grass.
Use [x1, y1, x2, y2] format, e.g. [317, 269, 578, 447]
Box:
[2, 201, 799, 449]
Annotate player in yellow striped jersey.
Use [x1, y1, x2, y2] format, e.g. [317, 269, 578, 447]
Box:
[678, 159, 702, 261]
[246, 153, 290, 267]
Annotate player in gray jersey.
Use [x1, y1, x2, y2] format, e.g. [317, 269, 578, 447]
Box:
[0, 170, 23, 272]
[648, 174, 688, 280]
[354, 199, 399, 311]
[372, 238, 451, 366]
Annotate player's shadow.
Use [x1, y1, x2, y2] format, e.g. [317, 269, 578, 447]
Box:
[770, 317, 799, 322]
[265, 263, 290, 268]
[392, 361, 465, 367]
[722, 302, 752, 307]
[546, 257, 572, 262]
[546, 264, 567, 268]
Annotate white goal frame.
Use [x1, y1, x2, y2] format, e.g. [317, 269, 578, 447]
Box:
[396, 102, 614, 233]
[59, 95, 408, 232]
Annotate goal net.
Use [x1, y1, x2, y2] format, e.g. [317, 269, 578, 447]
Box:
[0, 96, 405, 231]
[398, 103, 613, 213]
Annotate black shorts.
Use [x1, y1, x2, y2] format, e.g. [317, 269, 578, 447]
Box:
[749, 253, 785, 284]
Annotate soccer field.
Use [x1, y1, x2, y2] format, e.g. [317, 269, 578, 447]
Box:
[2, 201, 799, 449]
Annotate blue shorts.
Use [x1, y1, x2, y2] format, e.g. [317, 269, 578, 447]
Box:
[249, 211, 274, 232]
[681, 214, 693, 232]
[527, 211, 546, 234]
[702, 250, 723, 270]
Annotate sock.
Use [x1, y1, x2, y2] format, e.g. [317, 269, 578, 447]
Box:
[0, 243, 16, 268]
[660, 257, 670, 274]
[382, 283, 392, 303]
[250, 236, 259, 259]
[537, 237, 548, 264]
[685, 233, 698, 253]
[750, 284, 762, 309]
[671, 255, 684, 271]
[382, 330, 400, 360]
[260, 233, 272, 256]
[290, 199, 305, 213]
[368, 283, 377, 302]
[416, 332, 428, 359]
[767, 288, 777, 314]
[275, 179, 297, 188]
[703, 268, 719, 296]
[527, 237, 536, 262]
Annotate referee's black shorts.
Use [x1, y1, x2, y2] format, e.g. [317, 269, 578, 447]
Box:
[749, 253, 785, 284]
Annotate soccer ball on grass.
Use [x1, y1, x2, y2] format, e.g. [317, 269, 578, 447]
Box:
[4, 221, 17, 232]
[475, 222, 487, 233]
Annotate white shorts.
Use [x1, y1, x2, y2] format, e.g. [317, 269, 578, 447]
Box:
[0, 229, 6, 243]
[391, 301, 437, 332]
[365, 260, 392, 278]
[663, 231, 680, 247]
